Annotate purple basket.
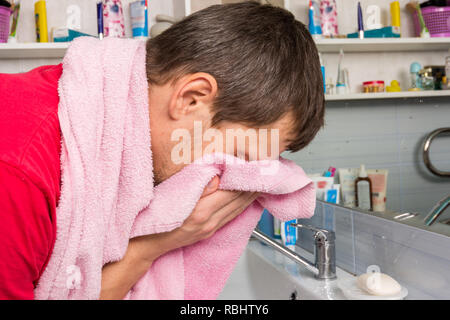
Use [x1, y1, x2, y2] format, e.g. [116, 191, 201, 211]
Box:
[0, 6, 10, 43]
[0, 6, 11, 42]
[413, 6, 450, 37]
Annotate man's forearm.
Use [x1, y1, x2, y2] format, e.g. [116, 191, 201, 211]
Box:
[100, 235, 169, 300]
[98, 182, 253, 300]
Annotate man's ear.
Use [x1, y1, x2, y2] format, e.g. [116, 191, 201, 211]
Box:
[168, 73, 218, 121]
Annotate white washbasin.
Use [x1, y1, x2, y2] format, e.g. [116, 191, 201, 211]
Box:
[218, 238, 355, 300]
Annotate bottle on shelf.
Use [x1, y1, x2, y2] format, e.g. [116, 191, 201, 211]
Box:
[355, 165, 373, 211]
[409, 62, 422, 91]
[445, 50, 450, 90]
[336, 49, 349, 94]
[419, 67, 435, 91]
[34, 0, 48, 43]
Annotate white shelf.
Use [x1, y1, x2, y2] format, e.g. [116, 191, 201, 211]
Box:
[0, 38, 449, 59]
[315, 38, 450, 53]
[326, 90, 450, 101]
[0, 42, 69, 59]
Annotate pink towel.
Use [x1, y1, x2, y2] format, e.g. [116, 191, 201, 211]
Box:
[35, 37, 315, 300]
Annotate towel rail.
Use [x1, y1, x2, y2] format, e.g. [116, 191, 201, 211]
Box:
[423, 127, 450, 178]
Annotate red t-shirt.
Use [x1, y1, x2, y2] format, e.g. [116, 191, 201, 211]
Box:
[0, 64, 62, 299]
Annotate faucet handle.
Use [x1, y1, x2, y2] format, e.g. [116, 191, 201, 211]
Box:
[291, 223, 337, 280]
[290, 223, 335, 242]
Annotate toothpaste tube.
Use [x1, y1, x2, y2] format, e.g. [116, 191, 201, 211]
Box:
[103, 0, 125, 38]
[281, 220, 298, 250]
[130, 0, 148, 39]
[97, 1, 104, 40]
[325, 184, 340, 204]
[320, 0, 339, 37]
[310, 175, 335, 201]
[308, 0, 323, 39]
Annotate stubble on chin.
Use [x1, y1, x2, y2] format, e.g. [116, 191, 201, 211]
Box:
[153, 162, 186, 187]
[153, 171, 163, 187]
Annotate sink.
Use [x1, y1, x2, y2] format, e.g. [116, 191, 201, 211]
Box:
[218, 239, 355, 300]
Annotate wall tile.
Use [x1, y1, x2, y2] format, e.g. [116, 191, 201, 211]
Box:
[334, 207, 356, 274]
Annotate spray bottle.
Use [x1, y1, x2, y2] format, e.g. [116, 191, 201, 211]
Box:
[34, 0, 48, 42]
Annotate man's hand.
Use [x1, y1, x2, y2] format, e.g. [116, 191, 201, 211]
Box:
[100, 176, 259, 300]
[148, 176, 260, 255]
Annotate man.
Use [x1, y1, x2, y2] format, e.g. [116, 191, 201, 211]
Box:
[0, 2, 324, 299]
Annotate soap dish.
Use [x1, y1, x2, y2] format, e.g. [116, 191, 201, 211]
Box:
[337, 278, 408, 300]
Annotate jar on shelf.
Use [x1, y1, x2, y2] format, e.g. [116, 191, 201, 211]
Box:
[363, 81, 385, 93]
[419, 68, 435, 91]
[424, 65, 445, 90]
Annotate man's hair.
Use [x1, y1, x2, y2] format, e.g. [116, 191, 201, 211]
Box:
[146, 1, 325, 152]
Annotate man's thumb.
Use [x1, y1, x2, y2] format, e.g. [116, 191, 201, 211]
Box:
[201, 176, 220, 198]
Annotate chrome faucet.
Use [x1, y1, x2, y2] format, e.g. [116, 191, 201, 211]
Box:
[252, 223, 336, 280]
[424, 195, 450, 226]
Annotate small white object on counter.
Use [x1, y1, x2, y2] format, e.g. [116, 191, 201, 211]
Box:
[356, 273, 401, 296]
[337, 273, 408, 300]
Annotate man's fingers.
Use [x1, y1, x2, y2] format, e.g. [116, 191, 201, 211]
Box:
[216, 192, 260, 229]
[200, 176, 220, 198]
[213, 192, 260, 230]
[196, 188, 244, 219]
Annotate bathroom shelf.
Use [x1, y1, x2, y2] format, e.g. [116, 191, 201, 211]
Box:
[325, 90, 450, 101]
[0, 42, 70, 59]
[315, 38, 450, 53]
[1, 38, 449, 59]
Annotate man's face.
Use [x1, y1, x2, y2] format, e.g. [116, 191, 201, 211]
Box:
[148, 73, 295, 185]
